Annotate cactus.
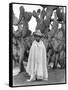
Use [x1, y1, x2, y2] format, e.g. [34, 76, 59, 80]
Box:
[12, 6, 66, 70]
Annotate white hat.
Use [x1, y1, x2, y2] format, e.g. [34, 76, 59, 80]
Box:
[33, 30, 44, 37]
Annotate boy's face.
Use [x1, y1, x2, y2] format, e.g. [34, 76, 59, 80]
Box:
[34, 35, 41, 42]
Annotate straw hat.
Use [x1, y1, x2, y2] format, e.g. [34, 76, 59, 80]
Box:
[33, 30, 44, 37]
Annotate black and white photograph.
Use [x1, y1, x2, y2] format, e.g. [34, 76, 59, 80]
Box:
[9, 3, 66, 87]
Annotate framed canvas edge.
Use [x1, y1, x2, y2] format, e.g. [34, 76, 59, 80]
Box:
[9, 2, 67, 87]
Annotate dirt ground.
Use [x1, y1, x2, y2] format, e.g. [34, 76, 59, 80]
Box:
[13, 69, 66, 87]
